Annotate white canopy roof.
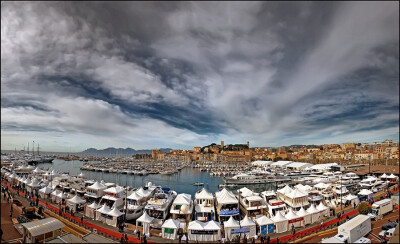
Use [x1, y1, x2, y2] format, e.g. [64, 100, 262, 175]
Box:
[173, 193, 192, 205]
[307, 204, 320, 214]
[316, 202, 328, 211]
[239, 187, 255, 197]
[104, 186, 124, 194]
[9, 172, 17, 179]
[33, 167, 44, 173]
[67, 195, 86, 204]
[39, 186, 53, 194]
[344, 194, 358, 201]
[286, 189, 308, 199]
[216, 188, 237, 204]
[272, 211, 288, 222]
[136, 187, 152, 198]
[271, 161, 293, 167]
[188, 220, 205, 230]
[255, 215, 274, 226]
[380, 173, 388, 178]
[57, 192, 67, 199]
[97, 204, 111, 214]
[224, 216, 240, 228]
[51, 190, 60, 196]
[296, 206, 310, 217]
[136, 211, 154, 223]
[241, 215, 256, 227]
[87, 181, 107, 190]
[388, 173, 397, 179]
[195, 188, 213, 200]
[127, 191, 144, 201]
[21, 217, 64, 237]
[162, 219, 181, 229]
[107, 207, 123, 217]
[314, 182, 331, 189]
[358, 189, 373, 196]
[87, 202, 100, 209]
[204, 220, 221, 230]
[25, 177, 32, 185]
[29, 178, 40, 187]
[277, 185, 293, 195]
[285, 208, 300, 220]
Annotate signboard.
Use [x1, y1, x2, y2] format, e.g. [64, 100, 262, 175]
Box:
[164, 228, 174, 234]
[191, 230, 218, 235]
[288, 217, 304, 223]
[220, 209, 240, 216]
[260, 224, 274, 235]
[231, 227, 250, 234]
[260, 225, 267, 235]
[270, 201, 285, 206]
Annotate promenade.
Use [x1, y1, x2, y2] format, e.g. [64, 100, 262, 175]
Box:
[1, 181, 399, 243]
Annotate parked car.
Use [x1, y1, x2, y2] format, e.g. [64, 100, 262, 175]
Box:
[379, 228, 396, 240]
[382, 222, 397, 230]
[13, 199, 23, 207]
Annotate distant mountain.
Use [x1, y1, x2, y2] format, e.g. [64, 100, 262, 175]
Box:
[79, 147, 172, 156]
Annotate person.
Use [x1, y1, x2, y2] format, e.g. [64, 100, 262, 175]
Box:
[291, 224, 295, 235]
[320, 221, 324, 229]
[243, 235, 247, 244]
[178, 233, 182, 244]
[120, 236, 125, 244]
[185, 233, 188, 244]
[260, 235, 264, 244]
[143, 234, 147, 244]
[137, 230, 141, 240]
[81, 216, 84, 223]
[266, 234, 270, 244]
[353, 202, 356, 209]
[124, 233, 128, 243]
[251, 237, 255, 244]
[276, 237, 279, 244]
[0, 227, 3, 241]
[346, 215, 350, 222]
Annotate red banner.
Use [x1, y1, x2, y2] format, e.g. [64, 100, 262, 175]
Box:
[288, 217, 304, 223]
[270, 201, 285, 206]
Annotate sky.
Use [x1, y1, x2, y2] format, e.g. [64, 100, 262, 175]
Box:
[1, 1, 399, 152]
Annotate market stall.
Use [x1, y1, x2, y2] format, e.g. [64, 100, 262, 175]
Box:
[285, 208, 304, 228]
[136, 211, 154, 236]
[240, 215, 257, 239]
[358, 189, 374, 202]
[38, 186, 52, 199]
[307, 204, 321, 223]
[161, 219, 181, 240]
[105, 207, 124, 227]
[85, 202, 100, 219]
[255, 215, 274, 235]
[223, 216, 240, 241]
[296, 207, 311, 225]
[95, 204, 111, 222]
[66, 195, 86, 213]
[271, 211, 288, 233]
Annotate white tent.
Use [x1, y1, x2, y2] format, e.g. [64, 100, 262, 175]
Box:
[95, 204, 111, 222]
[307, 204, 321, 223]
[85, 202, 100, 219]
[316, 202, 329, 217]
[161, 219, 181, 240]
[56, 192, 67, 203]
[195, 188, 214, 200]
[136, 187, 153, 199]
[66, 195, 86, 213]
[127, 191, 144, 201]
[271, 211, 288, 233]
[27, 178, 41, 192]
[343, 194, 359, 207]
[387, 173, 397, 179]
[255, 215, 274, 235]
[380, 173, 388, 179]
[285, 208, 304, 228]
[216, 188, 238, 204]
[51, 190, 60, 202]
[33, 167, 44, 174]
[240, 215, 257, 239]
[203, 221, 222, 242]
[38, 186, 52, 199]
[105, 207, 124, 227]
[136, 211, 154, 236]
[87, 181, 107, 191]
[296, 207, 311, 225]
[187, 220, 205, 242]
[358, 189, 374, 201]
[314, 182, 331, 190]
[239, 187, 255, 197]
[223, 216, 240, 241]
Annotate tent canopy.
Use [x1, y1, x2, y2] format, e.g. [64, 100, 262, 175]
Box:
[39, 186, 53, 194]
[162, 219, 181, 229]
[195, 188, 214, 200]
[67, 195, 86, 204]
[97, 204, 111, 214]
[87, 202, 100, 209]
[216, 188, 237, 204]
[358, 189, 373, 196]
[224, 216, 240, 228]
[127, 192, 144, 201]
[173, 193, 192, 205]
[188, 220, 204, 230]
[107, 207, 123, 217]
[136, 211, 154, 224]
[21, 217, 64, 237]
[272, 211, 287, 222]
[255, 215, 274, 226]
[87, 181, 107, 191]
[241, 215, 256, 227]
[204, 220, 221, 230]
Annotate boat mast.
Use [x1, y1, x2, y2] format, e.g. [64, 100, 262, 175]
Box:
[33, 141, 35, 156]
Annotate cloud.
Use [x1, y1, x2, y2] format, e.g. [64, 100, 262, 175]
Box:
[1, 1, 398, 151]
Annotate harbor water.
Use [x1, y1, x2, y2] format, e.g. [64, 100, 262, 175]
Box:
[38, 159, 276, 196]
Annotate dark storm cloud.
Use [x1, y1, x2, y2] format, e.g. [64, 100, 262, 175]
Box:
[1, 1, 398, 151]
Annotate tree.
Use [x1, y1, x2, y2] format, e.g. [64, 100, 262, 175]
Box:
[357, 201, 371, 215]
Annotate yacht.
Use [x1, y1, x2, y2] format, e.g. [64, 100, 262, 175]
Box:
[99, 186, 126, 209]
[194, 188, 216, 222]
[237, 187, 267, 218]
[312, 172, 337, 184]
[332, 183, 349, 203]
[340, 172, 360, 184]
[170, 193, 194, 224]
[124, 190, 147, 220]
[215, 188, 239, 222]
[358, 176, 388, 193]
[261, 190, 287, 218]
[145, 187, 177, 228]
[224, 173, 289, 185]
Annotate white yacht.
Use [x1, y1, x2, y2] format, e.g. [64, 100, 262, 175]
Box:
[99, 186, 126, 209]
[312, 172, 337, 184]
[340, 172, 360, 184]
[237, 187, 267, 218]
[261, 190, 287, 218]
[215, 188, 239, 222]
[358, 176, 388, 193]
[332, 183, 349, 203]
[145, 187, 177, 228]
[194, 188, 216, 222]
[124, 190, 147, 220]
[170, 193, 194, 224]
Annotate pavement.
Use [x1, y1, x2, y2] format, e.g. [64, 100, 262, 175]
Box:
[1, 192, 23, 242]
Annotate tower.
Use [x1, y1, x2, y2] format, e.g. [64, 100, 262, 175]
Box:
[247, 141, 249, 148]
[221, 140, 224, 148]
